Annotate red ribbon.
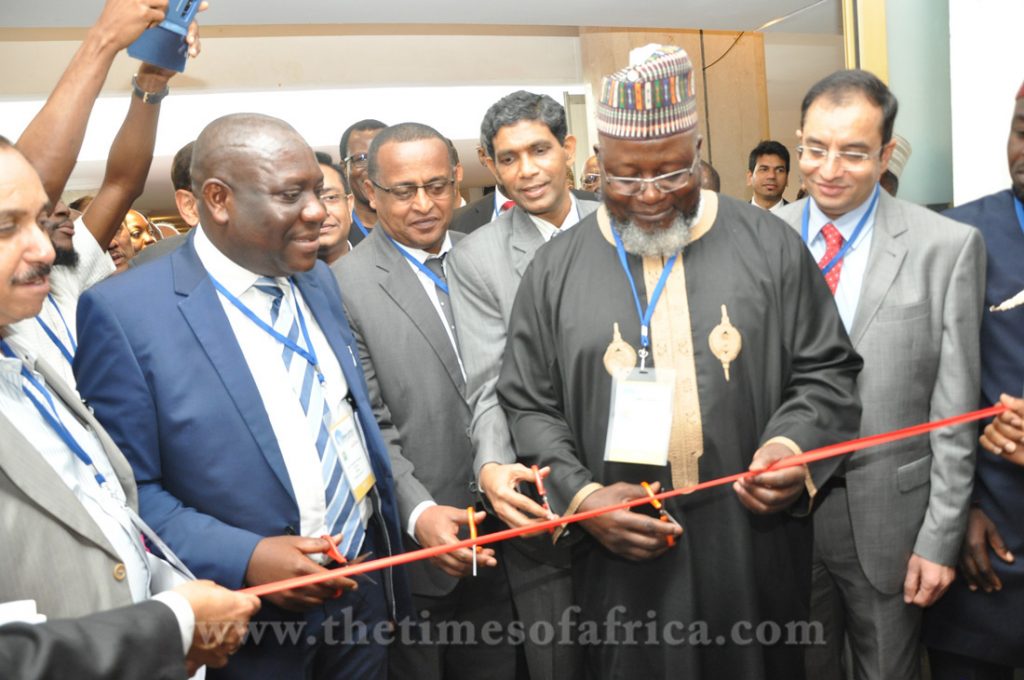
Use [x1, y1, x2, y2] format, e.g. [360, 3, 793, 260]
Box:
[240, 404, 1006, 597]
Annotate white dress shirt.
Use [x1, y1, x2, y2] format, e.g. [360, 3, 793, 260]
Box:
[528, 193, 583, 241]
[193, 226, 371, 546]
[490, 187, 513, 220]
[0, 349, 151, 604]
[804, 191, 878, 332]
[6, 219, 115, 387]
[751, 196, 788, 215]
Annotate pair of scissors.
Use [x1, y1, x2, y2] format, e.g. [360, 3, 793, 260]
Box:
[640, 482, 682, 547]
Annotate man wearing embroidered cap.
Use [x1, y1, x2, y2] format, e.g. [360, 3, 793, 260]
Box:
[922, 80, 1024, 679]
[777, 69, 984, 680]
[498, 44, 862, 679]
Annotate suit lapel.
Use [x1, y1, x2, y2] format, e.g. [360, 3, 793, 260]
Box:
[172, 238, 298, 505]
[372, 232, 466, 393]
[0, 388, 122, 561]
[36, 359, 140, 511]
[850, 193, 908, 345]
[509, 209, 545, 279]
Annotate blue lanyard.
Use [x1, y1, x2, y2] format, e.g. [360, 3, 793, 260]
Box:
[384, 234, 449, 294]
[610, 224, 679, 369]
[1014, 196, 1024, 237]
[35, 294, 77, 365]
[801, 184, 880, 275]
[351, 210, 370, 237]
[209, 275, 324, 384]
[0, 339, 105, 486]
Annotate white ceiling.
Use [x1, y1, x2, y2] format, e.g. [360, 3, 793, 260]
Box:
[4, 0, 842, 34]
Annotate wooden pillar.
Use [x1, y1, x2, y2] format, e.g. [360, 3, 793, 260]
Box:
[579, 27, 769, 199]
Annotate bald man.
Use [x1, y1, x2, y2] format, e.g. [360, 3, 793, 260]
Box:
[74, 113, 410, 680]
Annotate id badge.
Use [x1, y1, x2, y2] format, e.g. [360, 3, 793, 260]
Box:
[603, 368, 676, 466]
[330, 400, 376, 501]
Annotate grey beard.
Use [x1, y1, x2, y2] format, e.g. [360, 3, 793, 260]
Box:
[52, 245, 80, 269]
[613, 202, 700, 258]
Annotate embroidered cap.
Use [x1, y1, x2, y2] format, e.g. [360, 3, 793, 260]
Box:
[597, 44, 698, 139]
[887, 134, 912, 179]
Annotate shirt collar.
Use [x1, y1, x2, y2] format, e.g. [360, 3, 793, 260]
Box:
[807, 186, 879, 244]
[528, 193, 582, 241]
[390, 230, 454, 264]
[193, 224, 288, 296]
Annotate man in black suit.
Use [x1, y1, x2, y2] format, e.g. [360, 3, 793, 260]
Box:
[0, 580, 259, 680]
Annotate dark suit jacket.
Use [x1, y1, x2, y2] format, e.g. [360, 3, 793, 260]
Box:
[451, 189, 598, 234]
[334, 228, 474, 597]
[74, 232, 411, 628]
[0, 600, 184, 680]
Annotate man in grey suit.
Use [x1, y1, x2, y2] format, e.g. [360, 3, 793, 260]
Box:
[334, 122, 521, 679]
[447, 90, 598, 680]
[776, 70, 985, 680]
[0, 140, 257, 676]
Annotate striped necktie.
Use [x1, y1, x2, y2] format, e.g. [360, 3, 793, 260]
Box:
[253, 277, 365, 559]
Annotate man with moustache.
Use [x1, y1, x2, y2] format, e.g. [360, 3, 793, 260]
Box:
[497, 45, 862, 680]
[0, 136, 258, 678]
[75, 113, 410, 679]
[315, 151, 354, 268]
[340, 119, 387, 246]
[336, 122, 521, 679]
[776, 70, 984, 680]
[923, 82, 1024, 680]
[447, 89, 599, 679]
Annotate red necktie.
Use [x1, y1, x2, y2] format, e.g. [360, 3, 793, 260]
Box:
[817, 223, 844, 295]
[500, 200, 516, 213]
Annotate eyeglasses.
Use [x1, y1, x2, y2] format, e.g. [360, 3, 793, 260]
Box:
[796, 145, 882, 168]
[344, 152, 369, 168]
[601, 157, 700, 196]
[319, 192, 347, 205]
[371, 178, 455, 202]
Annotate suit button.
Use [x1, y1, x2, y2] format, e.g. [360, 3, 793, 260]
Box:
[113, 563, 127, 581]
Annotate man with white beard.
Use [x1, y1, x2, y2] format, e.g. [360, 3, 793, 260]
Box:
[496, 44, 862, 680]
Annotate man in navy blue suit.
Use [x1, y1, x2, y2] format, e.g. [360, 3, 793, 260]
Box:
[74, 113, 410, 680]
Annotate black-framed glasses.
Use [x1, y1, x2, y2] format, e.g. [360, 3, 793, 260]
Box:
[601, 157, 700, 196]
[796, 145, 882, 168]
[344, 152, 369, 168]
[371, 178, 455, 202]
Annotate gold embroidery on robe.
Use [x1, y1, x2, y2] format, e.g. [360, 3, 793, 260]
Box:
[596, 191, 720, 490]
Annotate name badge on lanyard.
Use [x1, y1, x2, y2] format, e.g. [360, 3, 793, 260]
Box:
[330, 399, 376, 501]
[604, 367, 676, 466]
[602, 226, 678, 467]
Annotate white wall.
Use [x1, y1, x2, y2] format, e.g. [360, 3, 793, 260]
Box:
[949, 0, 1024, 205]
[0, 30, 584, 210]
[887, 0, 953, 207]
